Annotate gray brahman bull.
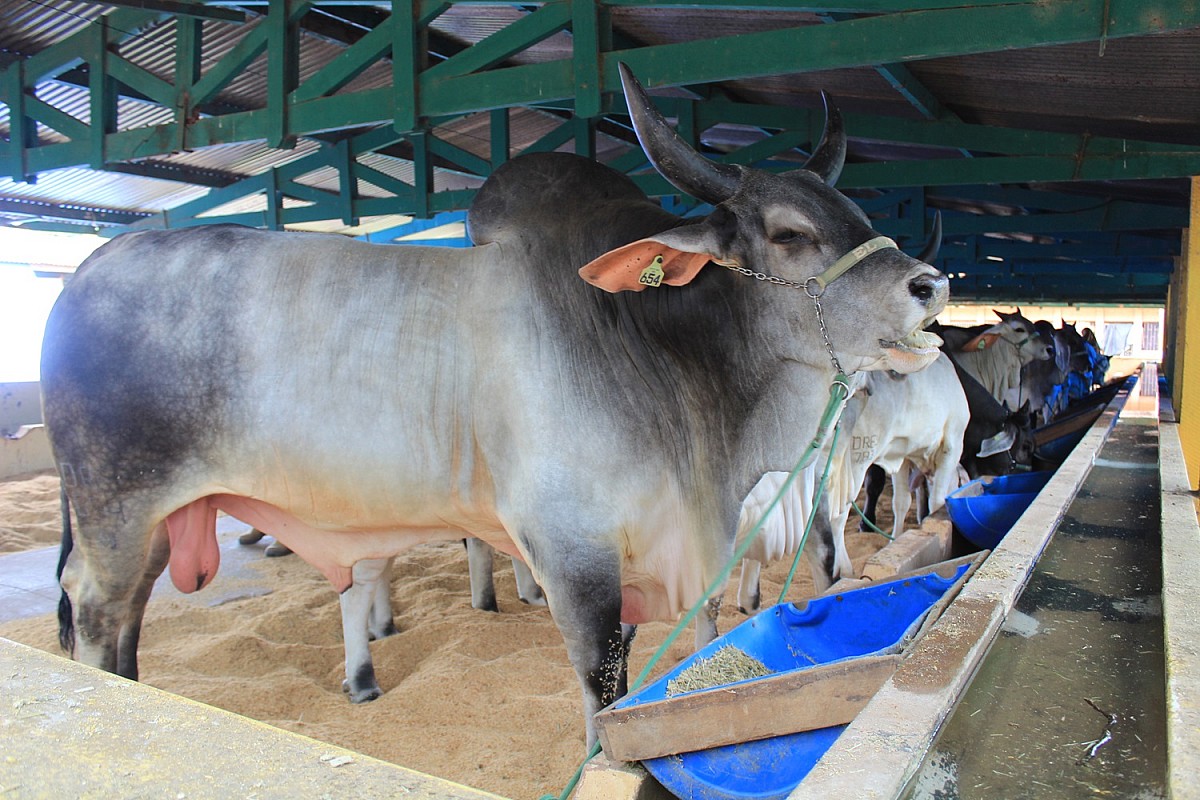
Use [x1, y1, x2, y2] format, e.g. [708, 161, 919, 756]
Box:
[45, 65, 947, 746]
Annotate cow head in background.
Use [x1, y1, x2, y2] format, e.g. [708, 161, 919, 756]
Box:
[1059, 321, 1094, 375]
[960, 307, 1052, 365]
[580, 64, 949, 378]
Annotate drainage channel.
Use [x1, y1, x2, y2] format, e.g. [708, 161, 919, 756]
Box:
[905, 414, 1166, 799]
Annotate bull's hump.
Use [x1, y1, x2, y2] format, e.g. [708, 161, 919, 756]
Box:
[466, 152, 655, 246]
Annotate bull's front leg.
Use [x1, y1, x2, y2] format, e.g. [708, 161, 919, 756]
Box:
[737, 559, 764, 615]
[539, 548, 628, 749]
[338, 557, 394, 703]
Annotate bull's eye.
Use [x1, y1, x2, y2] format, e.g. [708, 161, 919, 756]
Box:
[769, 230, 810, 246]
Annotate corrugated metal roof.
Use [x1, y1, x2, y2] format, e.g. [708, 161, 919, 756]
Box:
[0, 1, 1194, 302]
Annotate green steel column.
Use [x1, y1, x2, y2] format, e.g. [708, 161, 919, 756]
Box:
[175, 15, 203, 154]
[267, 0, 300, 149]
[393, 0, 419, 134]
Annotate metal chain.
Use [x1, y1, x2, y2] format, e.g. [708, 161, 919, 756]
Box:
[810, 292, 846, 376]
[718, 262, 847, 375]
[720, 263, 807, 290]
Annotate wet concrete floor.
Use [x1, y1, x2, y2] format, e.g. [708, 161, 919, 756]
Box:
[906, 416, 1166, 799]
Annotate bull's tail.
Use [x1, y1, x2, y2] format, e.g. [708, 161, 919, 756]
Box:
[55, 486, 75, 656]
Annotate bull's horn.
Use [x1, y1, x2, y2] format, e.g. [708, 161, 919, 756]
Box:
[789, 92, 846, 186]
[918, 210, 943, 264]
[618, 62, 741, 205]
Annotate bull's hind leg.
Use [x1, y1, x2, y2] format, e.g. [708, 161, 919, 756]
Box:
[737, 559, 764, 614]
[116, 522, 171, 679]
[465, 538, 499, 612]
[59, 506, 164, 679]
[367, 557, 399, 640]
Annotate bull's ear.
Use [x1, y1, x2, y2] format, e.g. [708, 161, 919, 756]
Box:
[961, 332, 1000, 352]
[578, 239, 713, 293]
[976, 428, 1016, 458]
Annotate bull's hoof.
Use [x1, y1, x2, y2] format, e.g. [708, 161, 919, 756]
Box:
[265, 541, 294, 557]
[737, 593, 761, 616]
[342, 679, 383, 704]
[519, 590, 548, 607]
[471, 596, 500, 613]
[368, 621, 400, 641]
[238, 529, 266, 545]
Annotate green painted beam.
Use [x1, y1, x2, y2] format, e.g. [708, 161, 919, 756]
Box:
[423, 1, 572, 80]
[599, 0, 1028, 9]
[267, 0, 301, 148]
[190, 22, 269, 107]
[87, 18, 118, 170]
[290, 14, 394, 103]
[425, 135, 492, 177]
[392, 0, 419, 133]
[21, 8, 160, 85]
[839, 152, 1200, 190]
[103, 0, 246, 22]
[102, 53, 176, 108]
[603, 0, 1200, 90]
[10, 1, 1200, 181]
[23, 95, 90, 141]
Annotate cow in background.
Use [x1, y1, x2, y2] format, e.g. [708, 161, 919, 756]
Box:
[856, 352, 1035, 536]
[946, 309, 1053, 410]
[952, 356, 1036, 479]
[1019, 320, 1070, 426]
[831, 355, 968, 536]
[1071, 324, 1110, 397]
[1020, 321, 1101, 425]
[45, 65, 947, 746]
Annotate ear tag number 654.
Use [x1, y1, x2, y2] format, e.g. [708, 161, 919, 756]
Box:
[638, 253, 667, 287]
[638, 255, 665, 287]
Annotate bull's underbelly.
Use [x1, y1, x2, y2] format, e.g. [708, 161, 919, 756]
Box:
[165, 493, 514, 595]
[163, 480, 726, 629]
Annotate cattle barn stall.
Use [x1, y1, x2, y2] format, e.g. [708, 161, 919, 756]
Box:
[1, 1, 1199, 798]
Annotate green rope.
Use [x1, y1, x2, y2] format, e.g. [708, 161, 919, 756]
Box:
[775, 421, 841, 604]
[850, 498, 895, 540]
[625, 373, 850, 696]
[540, 742, 601, 800]
[540, 373, 852, 799]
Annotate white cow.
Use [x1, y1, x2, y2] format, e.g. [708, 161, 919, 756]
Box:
[734, 355, 968, 613]
[826, 354, 969, 540]
[950, 309, 1053, 408]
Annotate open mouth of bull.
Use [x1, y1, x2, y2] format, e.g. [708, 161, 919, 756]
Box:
[880, 327, 943, 355]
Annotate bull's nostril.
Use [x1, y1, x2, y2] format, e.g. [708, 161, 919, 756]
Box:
[908, 276, 936, 303]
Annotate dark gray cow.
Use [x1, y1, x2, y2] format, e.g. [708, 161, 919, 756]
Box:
[45, 65, 947, 746]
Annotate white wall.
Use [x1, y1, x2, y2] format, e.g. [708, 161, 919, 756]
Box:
[0, 381, 42, 436]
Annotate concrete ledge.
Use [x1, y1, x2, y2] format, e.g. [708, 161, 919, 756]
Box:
[574, 754, 674, 800]
[860, 517, 953, 581]
[791, 378, 1129, 800]
[1158, 417, 1200, 800]
[0, 637, 503, 800]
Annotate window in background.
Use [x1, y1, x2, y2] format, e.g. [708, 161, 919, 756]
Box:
[1141, 321, 1161, 351]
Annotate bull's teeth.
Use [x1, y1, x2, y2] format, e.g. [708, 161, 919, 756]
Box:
[898, 329, 943, 350]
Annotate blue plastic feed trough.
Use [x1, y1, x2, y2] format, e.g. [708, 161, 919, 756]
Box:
[945, 470, 1054, 550]
[614, 564, 971, 800]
